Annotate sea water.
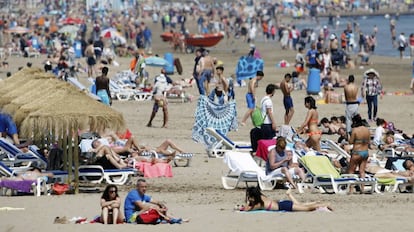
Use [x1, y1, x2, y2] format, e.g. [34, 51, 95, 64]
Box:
[296, 14, 414, 58]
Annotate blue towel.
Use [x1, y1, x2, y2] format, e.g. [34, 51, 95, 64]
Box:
[192, 95, 238, 147]
[235, 56, 264, 81]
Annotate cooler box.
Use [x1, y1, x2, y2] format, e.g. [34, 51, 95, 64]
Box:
[74, 41, 82, 58]
[307, 68, 321, 95]
[164, 53, 174, 75]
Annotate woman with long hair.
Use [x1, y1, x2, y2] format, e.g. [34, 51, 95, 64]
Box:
[347, 114, 370, 192]
[243, 187, 332, 212]
[297, 96, 322, 151]
[100, 185, 124, 224]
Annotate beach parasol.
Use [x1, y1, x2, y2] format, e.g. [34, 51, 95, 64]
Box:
[0, 68, 126, 194]
[145, 56, 170, 67]
[101, 28, 127, 44]
[59, 17, 84, 25]
[58, 25, 79, 34]
[5, 26, 32, 34]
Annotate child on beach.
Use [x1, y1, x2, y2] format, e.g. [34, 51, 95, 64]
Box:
[239, 187, 332, 212]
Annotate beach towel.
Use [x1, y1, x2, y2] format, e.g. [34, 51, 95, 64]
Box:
[0, 179, 36, 193]
[135, 162, 173, 178]
[192, 95, 238, 147]
[235, 56, 264, 81]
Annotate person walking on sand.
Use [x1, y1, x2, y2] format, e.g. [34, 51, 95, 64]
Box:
[280, 73, 294, 125]
[361, 69, 382, 122]
[196, 49, 215, 95]
[240, 71, 264, 126]
[147, 68, 171, 128]
[95, 66, 111, 106]
[344, 75, 359, 134]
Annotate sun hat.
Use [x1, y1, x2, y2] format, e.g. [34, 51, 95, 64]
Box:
[364, 68, 379, 77]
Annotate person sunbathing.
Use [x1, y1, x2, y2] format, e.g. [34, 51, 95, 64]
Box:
[240, 187, 332, 212]
[379, 133, 414, 153]
[91, 139, 130, 169]
[365, 159, 414, 182]
[1, 166, 54, 181]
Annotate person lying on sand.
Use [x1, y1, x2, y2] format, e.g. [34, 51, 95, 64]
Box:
[239, 187, 333, 212]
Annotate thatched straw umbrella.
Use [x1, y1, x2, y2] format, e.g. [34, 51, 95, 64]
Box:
[0, 68, 125, 193]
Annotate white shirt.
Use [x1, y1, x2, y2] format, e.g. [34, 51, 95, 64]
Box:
[261, 96, 273, 124]
[373, 126, 385, 145]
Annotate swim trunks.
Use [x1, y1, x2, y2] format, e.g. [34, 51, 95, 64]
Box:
[96, 89, 110, 106]
[278, 200, 293, 211]
[87, 56, 96, 66]
[283, 96, 293, 110]
[246, 93, 255, 109]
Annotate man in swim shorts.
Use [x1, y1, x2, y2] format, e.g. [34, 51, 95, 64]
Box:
[240, 71, 264, 126]
[280, 73, 294, 125]
[344, 75, 359, 134]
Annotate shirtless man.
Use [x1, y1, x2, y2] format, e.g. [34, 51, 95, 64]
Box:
[85, 39, 96, 78]
[240, 71, 264, 126]
[344, 75, 359, 134]
[197, 50, 215, 95]
[280, 73, 294, 125]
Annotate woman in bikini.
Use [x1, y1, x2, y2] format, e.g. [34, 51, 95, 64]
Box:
[347, 114, 370, 191]
[242, 187, 332, 212]
[297, 96, 321, 151]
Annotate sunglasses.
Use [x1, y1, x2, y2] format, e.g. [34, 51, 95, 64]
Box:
[109, 190, 117, 193]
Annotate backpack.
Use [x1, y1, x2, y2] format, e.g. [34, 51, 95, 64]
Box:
[251, 98, 266, 127]
[136, 209, 161, 224]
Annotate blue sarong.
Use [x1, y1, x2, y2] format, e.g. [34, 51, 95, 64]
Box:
[192, 95, 238, 147]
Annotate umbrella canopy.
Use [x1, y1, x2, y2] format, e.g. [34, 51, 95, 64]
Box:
[101, 28, 127, 44]
[59, 17, 84, 25]
[5, 26, 32, 34]
[0, 68, 125, 139]
[58, 25, 79, 34]
[145, 56, 170, 67]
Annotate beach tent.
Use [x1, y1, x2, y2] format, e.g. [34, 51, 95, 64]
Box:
[0, 68, 125, 193]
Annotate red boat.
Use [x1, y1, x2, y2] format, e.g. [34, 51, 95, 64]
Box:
[184, 33, 224, 47]
[160, 32, 174, 42]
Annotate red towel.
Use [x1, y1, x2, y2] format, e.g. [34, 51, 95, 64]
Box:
[135, 162, 173, 178]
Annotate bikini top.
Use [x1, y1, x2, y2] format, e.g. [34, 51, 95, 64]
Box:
[354, 138, 369, 144]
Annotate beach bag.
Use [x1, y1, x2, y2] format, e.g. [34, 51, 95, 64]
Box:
[52, 183, 70, 195]
[251, 98, 266, 127]
[251, 107, 265, 127]
[136, 209, 161, 224]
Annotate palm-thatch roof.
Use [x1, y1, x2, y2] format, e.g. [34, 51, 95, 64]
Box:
[0, 68, 125, 139]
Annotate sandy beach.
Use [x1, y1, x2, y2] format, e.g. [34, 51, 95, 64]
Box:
[1, 13, 414, 232]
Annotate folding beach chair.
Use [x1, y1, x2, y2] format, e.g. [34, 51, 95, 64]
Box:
[140, 150, 194, 167]
[298, 155, 378, 194]
[0, 161, 49, 196]
[0, 138, 47, 170]
[205, 127, 252, 158]
[78, 165, 137, 185]
[380, 157, 414, 193]
[221, 151, 287, 191]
